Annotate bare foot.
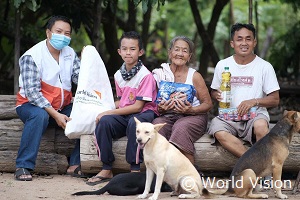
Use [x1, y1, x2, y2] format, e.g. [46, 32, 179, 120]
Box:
[131, 170, 140, 172]
[86, 169, 113, 185]
[94, 169, 113, 178]
[66, 165, 79, 174]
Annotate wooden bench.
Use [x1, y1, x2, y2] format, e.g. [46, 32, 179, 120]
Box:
[0, 95, 75, 174]
[1, 95, 300, 175]
[79, 131, 300, 174]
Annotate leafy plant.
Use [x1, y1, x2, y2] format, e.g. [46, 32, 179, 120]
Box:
[13, 0, 40, 11]
[269, 21, 300, 79]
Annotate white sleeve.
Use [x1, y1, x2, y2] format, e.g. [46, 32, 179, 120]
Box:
[262, 62, 280, 95]
[210, 61, 223, 90]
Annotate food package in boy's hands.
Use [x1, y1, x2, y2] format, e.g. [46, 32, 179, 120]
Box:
[156, 81, 196, 104]
[65, 45, 115, 139]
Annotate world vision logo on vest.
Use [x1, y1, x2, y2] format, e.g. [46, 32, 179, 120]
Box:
[64, 54, 72, 60]
[94, 90, 102, 99]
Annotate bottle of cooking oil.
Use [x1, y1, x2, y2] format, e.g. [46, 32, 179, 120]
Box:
[219, 66, 231, 109]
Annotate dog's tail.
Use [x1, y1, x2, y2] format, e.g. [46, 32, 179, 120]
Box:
[72, 187, 106, 196]
[206, 188, 229, 195]
[202, 188, 232, 199]
[201, 188, 212, 198]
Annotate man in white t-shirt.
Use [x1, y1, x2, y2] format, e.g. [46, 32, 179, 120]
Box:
[208, 23, 280, 158]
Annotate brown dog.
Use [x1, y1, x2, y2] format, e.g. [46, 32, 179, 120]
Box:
[222, 110, 300, 199]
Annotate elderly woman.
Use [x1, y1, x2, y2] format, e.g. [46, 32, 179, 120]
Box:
[152, 36, 212, 165]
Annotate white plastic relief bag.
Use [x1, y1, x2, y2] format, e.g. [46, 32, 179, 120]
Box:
[65, 45, 115, 139]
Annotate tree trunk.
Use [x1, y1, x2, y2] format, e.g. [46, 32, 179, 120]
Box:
[188, 0, 228, 78]
[248, 0, 253, 24]
[260, 27, 273, 59]
[14, 8, 21, 95]
[126, 0, 137, 31]
[0, 95, 77, 174]
[141, 5, 152, 64]
[254, 0, 259, 54]
[102, 4, 123, 76]
[91, 0, 103, 53]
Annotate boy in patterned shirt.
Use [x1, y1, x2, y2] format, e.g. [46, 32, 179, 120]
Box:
[86, 31, 158, 185]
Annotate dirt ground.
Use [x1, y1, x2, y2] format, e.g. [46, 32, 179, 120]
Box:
[1, 172, 300, 200]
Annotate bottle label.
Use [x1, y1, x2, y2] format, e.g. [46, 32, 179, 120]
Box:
[220, 91, 231, 103]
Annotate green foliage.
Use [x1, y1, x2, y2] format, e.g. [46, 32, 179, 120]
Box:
[269, 21, 300, 79]
[13, 0, 40, 11]
[71, 26, 91, 53]
[13, 0, 25, 8]
[0, 37, 14, 81]
[1, 0, 300, 93]
[224, 0, 299, 58]
[40, 0, 95, 32]
[142, 0, 149, 13]
[133, 0, 166, 13]
[280, 0, 300, 11]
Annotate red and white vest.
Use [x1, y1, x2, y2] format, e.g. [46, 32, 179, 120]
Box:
[16, 39, 76, 110]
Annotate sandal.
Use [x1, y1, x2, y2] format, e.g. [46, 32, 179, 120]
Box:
[66, 166, 87, 178]
[86, 176, 112, 186]
[14, 168, 32, 181]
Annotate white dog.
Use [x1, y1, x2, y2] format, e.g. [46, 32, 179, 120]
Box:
[134, 117, 208, 200]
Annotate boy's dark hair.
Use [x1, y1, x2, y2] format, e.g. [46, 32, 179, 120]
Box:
[46, 15, 72, 33]
[119, 31, 143, 50]
[230, 23, 256, 40]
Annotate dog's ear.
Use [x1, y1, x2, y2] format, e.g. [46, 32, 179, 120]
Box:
[283, 110, 289, 116]
[134, 117, 141, 124]
[293, 112, 300, 121]
[154, 123, 166, 132]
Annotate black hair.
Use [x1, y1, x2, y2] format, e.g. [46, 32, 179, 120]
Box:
[46, 15, 72, 33]
[230, 23, 256, 40]
[119, 31, 143, 50]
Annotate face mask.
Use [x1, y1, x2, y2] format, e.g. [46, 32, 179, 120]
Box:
[49, 33, 71, 50]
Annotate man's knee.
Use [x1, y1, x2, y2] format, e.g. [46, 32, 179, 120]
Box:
[215, 131, 230, 142]
[32, 109, 49, 124]
[253, 119, 269, 138]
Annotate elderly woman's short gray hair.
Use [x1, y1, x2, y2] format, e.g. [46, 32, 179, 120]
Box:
[168, 36, 195, 63]
[168, 36, 194, 54]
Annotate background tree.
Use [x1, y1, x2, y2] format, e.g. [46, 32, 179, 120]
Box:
[0, 0, 299, 95]
[269, 0, 300, 81]
[189, 0, 229, 78]
[12, 0, 40, 94]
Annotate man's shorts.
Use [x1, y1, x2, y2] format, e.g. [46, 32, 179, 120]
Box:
[207, 113, 269, 145]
